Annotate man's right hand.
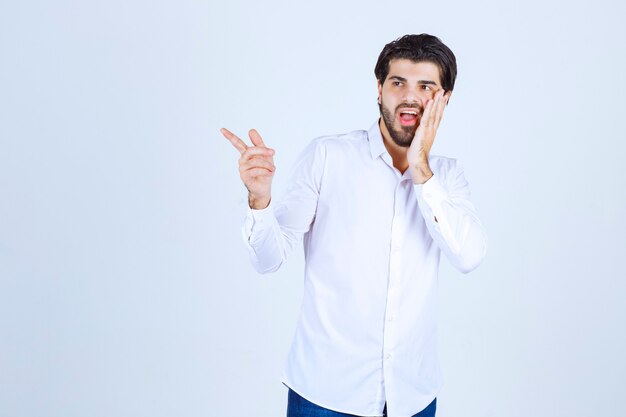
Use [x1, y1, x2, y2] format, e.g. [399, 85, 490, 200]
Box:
[221, 127, 275, 209]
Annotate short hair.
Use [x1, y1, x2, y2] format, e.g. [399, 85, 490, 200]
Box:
[374, 34, 457, 93]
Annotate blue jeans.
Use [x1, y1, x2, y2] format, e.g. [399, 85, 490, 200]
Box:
[286, 388, 436, 417]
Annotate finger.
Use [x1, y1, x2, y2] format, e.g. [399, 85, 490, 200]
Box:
[249, 129, 267, 148]
[439, 91, 450, 116]
[239, 157, 275, 172]
[242, 167, 274, 178]
[240, 147, 275, 163]
[433, 91, 446, 127]
[434, 91, 444, 116]
[420, 98, 434, 127]
[221, 128, 248, 154]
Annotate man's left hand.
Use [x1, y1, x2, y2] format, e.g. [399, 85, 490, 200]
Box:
[408, 89, 450, 184]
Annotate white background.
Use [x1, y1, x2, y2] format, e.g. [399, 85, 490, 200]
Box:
[1, 1, 625, 416]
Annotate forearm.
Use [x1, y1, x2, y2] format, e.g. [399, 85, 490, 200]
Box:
[240, 136, 325, 275]
[414, 171, 487, 273]
[421, 199, 487, 273]
[241, 202, 288, 274]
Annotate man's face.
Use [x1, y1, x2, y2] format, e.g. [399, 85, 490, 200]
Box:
[377, 59, 445, 147]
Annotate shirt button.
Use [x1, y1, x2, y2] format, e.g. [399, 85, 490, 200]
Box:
[387, 316, 394, 322]
[385, 353, 392, 360]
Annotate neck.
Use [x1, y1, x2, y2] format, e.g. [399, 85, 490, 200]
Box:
[378, 117, 409, 173]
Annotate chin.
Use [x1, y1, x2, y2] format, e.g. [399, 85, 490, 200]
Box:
[393, 129, 417, 148]
[392, 136, 413, 148]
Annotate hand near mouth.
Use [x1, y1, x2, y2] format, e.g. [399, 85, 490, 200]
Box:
[408, 89, 450, 184]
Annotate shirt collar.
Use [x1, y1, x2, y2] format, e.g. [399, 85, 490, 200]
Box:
[368, 118, 387, 160]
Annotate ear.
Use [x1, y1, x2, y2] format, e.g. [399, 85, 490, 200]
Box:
[377, 80, 382, 103]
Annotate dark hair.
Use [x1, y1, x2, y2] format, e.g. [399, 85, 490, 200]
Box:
[374, 34, 457, 93]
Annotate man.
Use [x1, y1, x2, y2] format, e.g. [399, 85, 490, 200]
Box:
[222, 34, 487, 417]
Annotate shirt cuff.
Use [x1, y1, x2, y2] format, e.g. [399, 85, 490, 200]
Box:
[413, 174, 448, 208]
[242, 198, 275, 246]
[250, 198, 274, 223]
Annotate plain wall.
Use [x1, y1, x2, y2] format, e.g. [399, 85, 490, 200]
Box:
[1, 0, 625, 416]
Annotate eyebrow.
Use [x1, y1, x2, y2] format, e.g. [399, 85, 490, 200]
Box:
[388, 76, 438, 86]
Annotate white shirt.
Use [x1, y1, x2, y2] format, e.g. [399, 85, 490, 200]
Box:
[241, 119, 487, 417]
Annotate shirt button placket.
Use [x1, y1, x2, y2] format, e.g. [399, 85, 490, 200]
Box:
[383, 182, 404, 375]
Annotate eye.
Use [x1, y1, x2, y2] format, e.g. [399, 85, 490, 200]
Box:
[392, 81, 403, 87]
[421, 85, 432, 90]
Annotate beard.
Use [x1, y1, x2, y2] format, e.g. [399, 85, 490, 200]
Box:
[379, 98, 422, 148]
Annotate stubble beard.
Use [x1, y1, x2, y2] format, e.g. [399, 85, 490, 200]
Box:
[379, 99, 422, 148]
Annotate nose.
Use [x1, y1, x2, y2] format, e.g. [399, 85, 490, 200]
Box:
[401, 85, 424, 106]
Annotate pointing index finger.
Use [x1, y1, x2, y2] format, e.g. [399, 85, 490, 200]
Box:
[220, 128, 248, 154]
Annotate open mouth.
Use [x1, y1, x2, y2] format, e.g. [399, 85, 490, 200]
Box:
[397, 109, 419, 126]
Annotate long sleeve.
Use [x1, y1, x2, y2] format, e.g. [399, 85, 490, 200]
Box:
[413, 159, 487, 273]
[240, 137, 326, 274]
[244, 123, 486, 417]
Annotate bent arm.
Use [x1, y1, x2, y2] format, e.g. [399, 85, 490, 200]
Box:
[413, 160, 487, 273]
[240, 138, 326, 274]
